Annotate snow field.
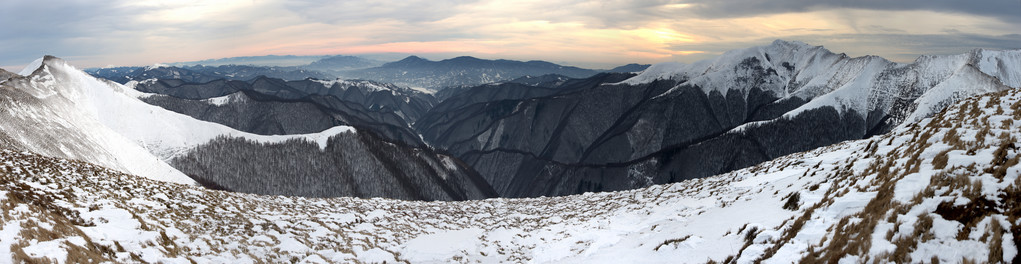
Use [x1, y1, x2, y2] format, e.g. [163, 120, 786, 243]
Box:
[1, 84, 1017, 262]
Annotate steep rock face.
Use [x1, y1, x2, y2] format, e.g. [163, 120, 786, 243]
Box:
[417, 41, 1021, 197]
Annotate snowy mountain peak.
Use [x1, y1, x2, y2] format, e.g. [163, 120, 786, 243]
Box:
[17, 56, 50, 76]
[143, 63, 171, 71]
[2, 56, 362, 185]
[622, 40, 1021, 135]
[769, 38, 812, 48]
[622, 39, 840, 87]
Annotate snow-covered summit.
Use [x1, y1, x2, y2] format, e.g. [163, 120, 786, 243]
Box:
[143, 63, 171, 71]
[0, 56, 356, 184]
[17, 56, 46, 76]
[625, 40, 1021, 131]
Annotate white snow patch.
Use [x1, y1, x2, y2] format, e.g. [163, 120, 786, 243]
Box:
[204, 94, 233, 106]
[18, 57, 44, 76]
[400, 228, 484, 262]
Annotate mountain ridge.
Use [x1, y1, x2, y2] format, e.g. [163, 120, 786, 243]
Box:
[1, 83, 1017, 262]
[416, 40, 1021, 197]
[1, 55, 493, 200]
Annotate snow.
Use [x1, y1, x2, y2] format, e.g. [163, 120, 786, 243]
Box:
[621, 40, 1021, 137]
[409, 86, 436, 94]
[204, 93, 234, 106]
[902, 56, 1011, 124]
[305, 126, 354, 150]
[143, 63, 170, 71]
[1, 57, 197, 184]
[4, 57, 357, 183]
[619, 62, 686, 85]
[275, 236, 311, 253]
[311, 78, 393, 92]
[400, 228, 484, 261]
[19, 239, 67, 262]
[0, 218, 24, 262]
[355, 248, 396, 263]
[1, 46, 1019, 263]
[18, 57, 44, 76]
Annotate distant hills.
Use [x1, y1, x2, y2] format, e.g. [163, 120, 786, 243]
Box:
[87, 55, 649, 90]
[335, 56, 630, 89]
[167, 55, 327, 67]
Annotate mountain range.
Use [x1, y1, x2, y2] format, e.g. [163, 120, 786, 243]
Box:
[416, 40, 1020, 197]
[86, 55, 650, 90]
[335, 55, 608, 89]
[0, 56, 494, 200]
[7, 40, 1016, 202]
[133, 77, 434, 145]
[0, 69, 1017, 262]
[1, 39, 1020, 262]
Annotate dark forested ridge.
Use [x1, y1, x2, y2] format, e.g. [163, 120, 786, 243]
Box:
[414, 75, 875, 197]
[172, 130, 497, 200]
[411, 41, 1019, 198]
[128, 74, 503, 200]
[135, 76, 436, 123]
[111, 41, 1019, 200]
[140, 90, 426, 147]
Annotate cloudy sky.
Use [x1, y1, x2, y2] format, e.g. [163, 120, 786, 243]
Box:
[1, 0, 1019, 71]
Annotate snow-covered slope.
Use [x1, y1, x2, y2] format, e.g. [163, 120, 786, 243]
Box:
[415, 41, 1020, 198]
[0, 56, 355, 184]
[625, 40, 1019, 128]
[2, 84, 1017, 262]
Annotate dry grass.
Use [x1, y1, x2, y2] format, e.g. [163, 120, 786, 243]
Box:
[4, 196, 115, 264]
[654, 235, 692, 251]
[932, 149, 952, 170]
[888, 213, 934, 263]
[943, 127, 962, 147]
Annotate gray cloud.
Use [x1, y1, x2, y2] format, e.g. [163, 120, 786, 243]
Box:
[665, 33, 1021, 63]
[0, 1, 129, 61]
[683, 0, 1021, 23]
[2, 0, 1019, 70]
[281, 0, 479, 24]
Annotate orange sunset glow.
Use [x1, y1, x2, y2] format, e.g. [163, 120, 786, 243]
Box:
[2, 0, 1019, 70]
